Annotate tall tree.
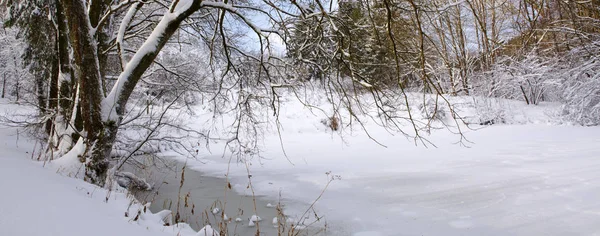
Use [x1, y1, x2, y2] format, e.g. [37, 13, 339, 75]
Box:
[3, 0, 461, 186]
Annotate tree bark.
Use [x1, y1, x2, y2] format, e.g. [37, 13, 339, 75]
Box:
[89, 0, 112, 95]
[2, 73, 5, 98]
[46, 41, 59, 135]
[60, 0, 108, 185]
[57, 0, 73, 116]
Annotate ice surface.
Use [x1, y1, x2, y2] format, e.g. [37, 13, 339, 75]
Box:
[171, 94, 600, 236]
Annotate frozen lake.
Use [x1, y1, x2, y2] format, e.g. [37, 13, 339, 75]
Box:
[130, 157, 325, 235]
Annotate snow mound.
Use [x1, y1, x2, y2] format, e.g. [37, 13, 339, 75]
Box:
[196, 225, 219, 236]
[248, 215, 262, 227]
[46, 138, 86, 178]
[211, 207, 220, 214]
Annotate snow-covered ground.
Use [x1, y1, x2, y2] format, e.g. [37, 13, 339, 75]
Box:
[2, 93, 600, 236]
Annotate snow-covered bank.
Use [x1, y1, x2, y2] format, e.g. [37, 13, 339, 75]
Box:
[0, 121, 198, 236]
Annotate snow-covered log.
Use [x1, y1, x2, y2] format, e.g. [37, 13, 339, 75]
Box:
[114, 171, 152, 191]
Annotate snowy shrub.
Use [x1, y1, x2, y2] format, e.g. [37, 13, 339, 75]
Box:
[561, 84, 600, 126]
[559, 50, 600, 125]
[472, 97, 507, 125]
[320, 116, 339, 131]
[476, 53, 559, 105]
[419, 98, 447, 121]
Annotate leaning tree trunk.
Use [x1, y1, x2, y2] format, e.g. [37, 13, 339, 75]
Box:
[60, 0, 203, 186]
